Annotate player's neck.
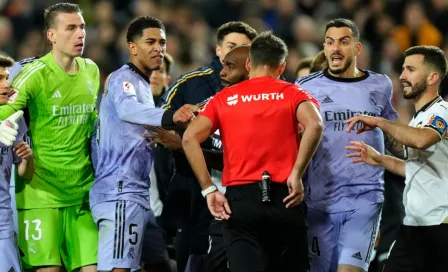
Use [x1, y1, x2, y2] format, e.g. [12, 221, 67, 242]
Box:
[130, 58, 151, 77]
[51, 50, 78, 75]
[328, 65, 363, 79]
[249, 66, 280, 80]
[413, 88, 440, 112]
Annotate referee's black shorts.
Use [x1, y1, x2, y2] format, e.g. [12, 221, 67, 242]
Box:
[223, 182, 309, 272]
[383, 224, 448, 272]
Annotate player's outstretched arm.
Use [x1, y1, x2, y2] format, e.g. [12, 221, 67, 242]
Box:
[345, 115, 442, 150]
[14, 141, 34, 180]
[346, 141, 405, 177]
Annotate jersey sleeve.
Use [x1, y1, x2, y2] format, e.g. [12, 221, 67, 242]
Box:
[160, 76, 186, 111]
[381, 76, 398, 121]
[0, 62, 41, 119]
[423, 105, 448, 138]
[109, 73, 173, 127]
[198, 95, 220, 132]
[291, 84, 320, 112]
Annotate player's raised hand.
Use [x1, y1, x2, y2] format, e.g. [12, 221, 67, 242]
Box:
[283, 174, 304, 208]
[173, 104, 199, 124]
[143, 125, 182, 150]
[206, 191, 231, 220]
[13, 141, 33, 160]
[0, 110, 23, 146]
[344, 115, 380, 134]
[345, 141, 382, 166]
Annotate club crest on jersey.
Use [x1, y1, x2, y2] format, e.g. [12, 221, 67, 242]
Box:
[7, 88, 18, 103]
[369, 92, 377, 106]
[427, 114, 447, 135]
[123, 81, 136, 95]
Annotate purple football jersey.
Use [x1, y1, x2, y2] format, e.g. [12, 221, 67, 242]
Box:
[296, 70, 398, 212]
[90, 63, 167, 210]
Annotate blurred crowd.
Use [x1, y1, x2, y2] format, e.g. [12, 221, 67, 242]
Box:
[1, 0, 448, 122]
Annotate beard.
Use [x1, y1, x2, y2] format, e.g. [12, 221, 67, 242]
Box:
[328, 55, 353, 75]
[402, 78, 427, 100]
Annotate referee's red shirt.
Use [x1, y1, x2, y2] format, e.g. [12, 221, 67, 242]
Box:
[198, 76, 319, 187]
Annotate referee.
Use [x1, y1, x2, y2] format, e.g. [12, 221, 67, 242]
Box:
[183, 32, 323, 272]
[345, 45, 448, 271]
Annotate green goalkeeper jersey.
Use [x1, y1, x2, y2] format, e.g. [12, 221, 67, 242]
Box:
[0, 52, 100, 209]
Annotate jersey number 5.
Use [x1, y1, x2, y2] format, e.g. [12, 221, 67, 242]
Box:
[129, 223, 138, 245]
[24, 219, 42, 241]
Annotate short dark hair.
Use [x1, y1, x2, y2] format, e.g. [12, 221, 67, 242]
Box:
[310, 50, 328, 73]
[295, 57, 313, 76]
[325, 18, 360, 41]
[216, 21, 258, 45]
[0, 56, 14, 68]
[163, 53, 174, 75]
[404, 45, 448, 80]
[249, 31, 288, 68]
[126, 16, 165, 43]
[44, 3, 82, 31]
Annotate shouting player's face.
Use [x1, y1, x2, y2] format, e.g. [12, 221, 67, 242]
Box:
[220, 47, 249, 88]
[135, 28, 166, 72]
[400, 54, 429, 100]
[48, 12, 86, 57]
[0, 67, 10, 104]
[323, 27, 361, 76]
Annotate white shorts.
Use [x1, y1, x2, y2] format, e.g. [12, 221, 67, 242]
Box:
[92, 200, 150, 271]
[0, 233, 22, 272]
[308, 203, 382, 271]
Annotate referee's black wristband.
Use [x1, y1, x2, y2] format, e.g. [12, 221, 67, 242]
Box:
[161, 110, 175, 127]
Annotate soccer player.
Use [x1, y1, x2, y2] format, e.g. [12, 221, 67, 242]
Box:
[295, 18, 399, 272]
[295, 57, 314, 79]
[0, 55, 34, 272]
[0, 3, 100, 271]
[159, 21, 258, 272]
[90, 16, 197, 272]
[345, 45, 448, 272]
[183, 31, 323, 272]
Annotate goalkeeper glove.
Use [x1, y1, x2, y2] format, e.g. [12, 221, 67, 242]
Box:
[0, 110, 23, 146]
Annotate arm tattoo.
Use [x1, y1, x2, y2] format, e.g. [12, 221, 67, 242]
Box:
[384, 132, 405, 159]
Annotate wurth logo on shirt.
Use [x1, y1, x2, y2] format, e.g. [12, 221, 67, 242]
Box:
[226, 93, 285, 106]
[227, 95, 238, 106]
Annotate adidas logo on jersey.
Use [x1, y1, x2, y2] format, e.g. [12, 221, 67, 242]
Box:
[8, 267, 15, 272]
[321, 96, 333, 103]
[52, 90, 62, 99]
[351, 251, 362, 260]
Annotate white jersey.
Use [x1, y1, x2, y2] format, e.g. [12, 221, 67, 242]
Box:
[404, 96, 448, 226]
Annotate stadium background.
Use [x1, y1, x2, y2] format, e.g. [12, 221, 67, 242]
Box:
[1, 0, 448, 125]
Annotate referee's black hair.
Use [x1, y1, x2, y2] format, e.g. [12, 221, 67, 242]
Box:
[405, 46, 448, 81]
[127, 16, 165, 43]
[249, 31, 288, 68]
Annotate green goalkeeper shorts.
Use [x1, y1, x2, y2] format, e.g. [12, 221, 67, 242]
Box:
[18, 202, 98, 271]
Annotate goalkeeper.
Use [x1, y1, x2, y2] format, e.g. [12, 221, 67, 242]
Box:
[0, 3, 99, 271]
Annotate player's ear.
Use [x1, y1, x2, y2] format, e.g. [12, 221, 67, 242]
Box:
[128, 42, 137, 56]
[47, 29, 56, 45]
[279, 62, 286, 76]
[245, 57, 251, 73]
[216, 44, 222, 59]
[165, 75, 172, 85]
[427, 71, 440, 86]
[355, 41, 362, 56]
